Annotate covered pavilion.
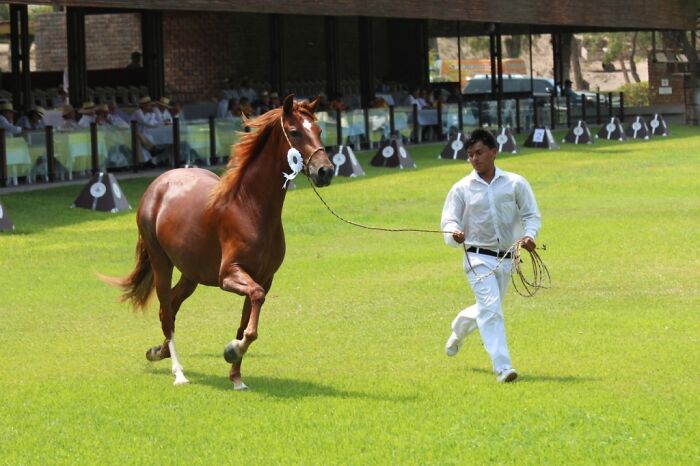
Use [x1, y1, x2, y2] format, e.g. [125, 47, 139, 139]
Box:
[1, 0, 695, 113]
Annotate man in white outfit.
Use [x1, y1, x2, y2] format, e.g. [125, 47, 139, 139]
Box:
[0, 102, 23, 135]
[440, 128, 541, 383]
[77, 101, 97, 128]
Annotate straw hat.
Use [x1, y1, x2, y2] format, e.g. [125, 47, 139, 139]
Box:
[61, 104, 75, 117]
[78, 101, 97, 114]
[156, 97, 171, 108]
[95, 104, 109, 113]
[30, 105, 46, 117]
[0, 102, 17, 113]
[138, 96, 152, 105]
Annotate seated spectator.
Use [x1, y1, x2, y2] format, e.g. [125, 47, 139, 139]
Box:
[225, 98, 242, 119]
[130, 96, 163, 164]
[329, 92, 347, 112]
[59, 104, 80, 131]
[256, 91, 273, 115]
[51, 86, 69, 109]
[154, 97, 173, 125]
[432, 89, 448, 108]
[238, 77, 257, 103]
[170, 101, 184, 121]
[94, 104, 111, 126]
[407, 88, 426, 109]
[0, 102, 22, 135]
[269, 92, 281, 109]
[240, 97, 255, 118]
[77, 101, 97, 128]
[222, 77, 240, 100]
[421, 89, 434, 108]
[373, 95, 389, 108]
[106, 101, 130, 128]
[17, 106, 46, 131]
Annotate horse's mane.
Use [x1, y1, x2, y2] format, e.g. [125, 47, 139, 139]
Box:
[208, 101, 316, 208]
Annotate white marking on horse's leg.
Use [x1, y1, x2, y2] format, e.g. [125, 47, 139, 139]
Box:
[168, 334, 189, 385]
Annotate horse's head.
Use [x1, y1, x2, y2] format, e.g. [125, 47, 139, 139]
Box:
[280, 94, 334, 187]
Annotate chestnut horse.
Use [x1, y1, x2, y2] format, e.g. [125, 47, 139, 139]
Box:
[107, 95, 333, 389]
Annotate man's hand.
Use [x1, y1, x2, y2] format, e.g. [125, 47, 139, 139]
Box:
[521, 236, 536, 252]
[452, 230, 465, 244]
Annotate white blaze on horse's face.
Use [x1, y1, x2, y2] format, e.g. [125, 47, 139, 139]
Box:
[302, 118, 313, 133]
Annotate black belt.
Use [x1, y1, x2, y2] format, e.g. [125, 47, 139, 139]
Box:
[467, 247, 512, 259]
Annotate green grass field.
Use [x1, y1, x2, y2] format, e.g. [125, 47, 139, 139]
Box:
[1, 127, 699, 464]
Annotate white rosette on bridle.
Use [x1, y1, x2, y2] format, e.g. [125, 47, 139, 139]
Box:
[282, 147, 304, 189]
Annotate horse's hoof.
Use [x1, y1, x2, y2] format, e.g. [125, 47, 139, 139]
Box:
[232, 378, 249, 391]
[223, 340, 244, 364]
[146, 345, 164, 361]
[173, 374, 190, 386]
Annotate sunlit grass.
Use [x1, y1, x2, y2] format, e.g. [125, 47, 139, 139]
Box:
[1, 126, 698, 464]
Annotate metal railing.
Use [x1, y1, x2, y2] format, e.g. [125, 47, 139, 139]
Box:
[0, 91, 625, 188]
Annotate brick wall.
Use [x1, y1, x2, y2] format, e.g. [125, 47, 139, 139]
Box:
[647, 52, 688, 106]
[162, 12, 357, 102]
[34, 12, 141, 71]
[163, 11, 271, 102]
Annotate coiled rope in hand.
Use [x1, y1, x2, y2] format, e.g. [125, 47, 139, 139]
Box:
[464, 239, 551, 297]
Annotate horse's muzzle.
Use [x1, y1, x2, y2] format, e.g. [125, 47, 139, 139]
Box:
[313, 165, 334, 187]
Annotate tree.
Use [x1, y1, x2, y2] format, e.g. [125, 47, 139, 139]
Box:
[629, 32, 641, 83]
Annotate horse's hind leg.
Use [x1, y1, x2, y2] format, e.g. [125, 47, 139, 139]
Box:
[146, 249, 190, 385]
[146, 275, 198, 361]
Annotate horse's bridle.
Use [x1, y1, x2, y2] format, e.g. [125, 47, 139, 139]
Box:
[279, 113, 324, 173]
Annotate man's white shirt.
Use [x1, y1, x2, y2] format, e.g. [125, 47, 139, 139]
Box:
[441, 167, 541, 252]
[0, 115, 23, 135]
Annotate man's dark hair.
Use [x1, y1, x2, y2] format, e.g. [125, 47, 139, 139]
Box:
[467, 128, 497, 149]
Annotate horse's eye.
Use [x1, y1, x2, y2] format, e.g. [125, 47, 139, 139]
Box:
[290, 130, 301, 138]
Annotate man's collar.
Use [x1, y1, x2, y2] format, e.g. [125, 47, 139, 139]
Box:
[468, 166, 503, 184]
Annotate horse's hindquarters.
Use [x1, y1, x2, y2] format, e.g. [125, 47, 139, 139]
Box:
[138, 168, 222, 284]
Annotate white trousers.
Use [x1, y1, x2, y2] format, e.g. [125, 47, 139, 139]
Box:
[451, 252, 513, 374]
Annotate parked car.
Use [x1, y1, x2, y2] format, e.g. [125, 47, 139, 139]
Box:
[463, 74, 555, 97]
[463, 74, 603, 101]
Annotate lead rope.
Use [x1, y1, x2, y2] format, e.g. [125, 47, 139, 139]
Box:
[306, 176, 551, 297]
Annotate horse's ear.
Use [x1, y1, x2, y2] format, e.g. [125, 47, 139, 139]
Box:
[307, 97, 319, 113]
[283, 94, 295, 117]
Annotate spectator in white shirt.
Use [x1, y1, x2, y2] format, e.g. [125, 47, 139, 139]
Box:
[237, 77, 257, 103]
[77, 101, 97, 128]
[17, 106, 46, 131]
[441, 128, 541, 384]
[106, 101, 130, 128]
[130, 96, 163, 164]
[0, 102, 22, 135]
[58, 104, 80, 131]
[407, 88, 426, 109]
[154, 97, 173, 125]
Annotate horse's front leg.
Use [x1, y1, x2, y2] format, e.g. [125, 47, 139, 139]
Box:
[219, 263, 267, 390]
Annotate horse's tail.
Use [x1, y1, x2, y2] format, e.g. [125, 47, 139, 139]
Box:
[98, 235, 155, 311]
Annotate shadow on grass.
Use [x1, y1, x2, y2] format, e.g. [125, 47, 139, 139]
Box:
[468, 367, 599, 384]
[144, 366, 417, 402]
